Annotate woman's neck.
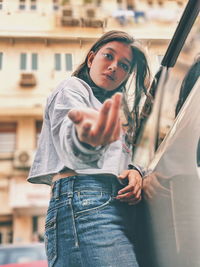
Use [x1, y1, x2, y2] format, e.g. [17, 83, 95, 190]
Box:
[83, 72, 122, 103]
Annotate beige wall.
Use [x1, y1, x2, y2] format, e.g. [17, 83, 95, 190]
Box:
[13, 214, 32, 243]
[0, 180, 11, 214]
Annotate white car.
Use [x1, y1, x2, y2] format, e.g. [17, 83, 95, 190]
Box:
[132, 0, 200, 266]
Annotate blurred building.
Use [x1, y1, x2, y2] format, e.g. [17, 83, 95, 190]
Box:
[0, 0, 189, 244]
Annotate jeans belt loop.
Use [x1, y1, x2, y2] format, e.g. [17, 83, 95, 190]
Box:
[54, 179, 61, 200]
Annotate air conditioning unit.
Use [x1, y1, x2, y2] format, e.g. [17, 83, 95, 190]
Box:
[20, 73, 36, 87]
[61, 17, 80, 26]
[13, 150, 34, 169]
[82, 18, 104, 28]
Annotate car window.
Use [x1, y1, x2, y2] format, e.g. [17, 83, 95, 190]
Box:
[132, 16, 200, 168]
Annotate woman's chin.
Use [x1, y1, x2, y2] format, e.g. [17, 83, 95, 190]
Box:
[95, 82, 116, 92]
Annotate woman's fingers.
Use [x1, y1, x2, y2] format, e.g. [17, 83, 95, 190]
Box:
[68, 93, 122, 146]
[91, 99, 112, 136]
[116, 187, 141, 201]
[117, 170, 143, 204]
[85, 93, 122, 146]
[116, 190, 142, 205]
[102, 93, 122, 141]
[81, 121, 92, 139]
[92, 93, 122, 140]
[68, 110, 83, 124]
[118, 179, 140, 195]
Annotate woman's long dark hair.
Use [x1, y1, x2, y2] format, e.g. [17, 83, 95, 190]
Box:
[175, 57, 200, 116]
[72, 30, 150, 145]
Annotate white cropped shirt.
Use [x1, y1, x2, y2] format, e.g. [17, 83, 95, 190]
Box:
[27, 77, 141, 186]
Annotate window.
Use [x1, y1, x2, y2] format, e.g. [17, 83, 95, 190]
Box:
[30, 0, 37, 10]
[19, 0, 37, 10]
[0, 122, 17, 154]
[0, 52, 2, 70]
[20, 53, 27, 70]
[54, 53, 73, 71]
[31, 53, 38, 70]
[32, 216, 38, 233]
[19, 0, 26, 10]
[62, 8, 73, 17]
[127, 0, 135, 10]
[65, 54, 72, 71]
[20, 53, 38, 71]
[0, 0, 3, 10]
[53, 0, 59, 11]
[55, 53, 61, 71]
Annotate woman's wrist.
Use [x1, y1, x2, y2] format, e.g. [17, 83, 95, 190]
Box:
[128, 164, 144, 177]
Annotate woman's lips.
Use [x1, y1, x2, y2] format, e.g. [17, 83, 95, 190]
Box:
[103, 73, 115, 81]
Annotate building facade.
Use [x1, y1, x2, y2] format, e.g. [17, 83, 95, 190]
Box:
[0, 0, 188, 244]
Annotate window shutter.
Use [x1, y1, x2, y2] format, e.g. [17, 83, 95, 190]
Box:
[65, 53, 72, 71]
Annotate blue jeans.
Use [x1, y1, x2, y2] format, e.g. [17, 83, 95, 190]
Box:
[44, 175, 139, 267]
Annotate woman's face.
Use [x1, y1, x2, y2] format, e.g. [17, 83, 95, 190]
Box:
[87, 41, 133, 91]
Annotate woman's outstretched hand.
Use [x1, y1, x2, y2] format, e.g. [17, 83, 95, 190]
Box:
[117, 169, 142, 205]
[68, 93, 122, 147]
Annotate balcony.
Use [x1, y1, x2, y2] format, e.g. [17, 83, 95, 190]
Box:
[61, 8, 81, 27]
[81, 8, 105, 28]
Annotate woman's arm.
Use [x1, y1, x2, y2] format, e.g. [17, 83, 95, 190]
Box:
[48, 81, 122, 169]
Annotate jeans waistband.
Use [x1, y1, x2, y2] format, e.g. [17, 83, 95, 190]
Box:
[51, 175, 123, 200]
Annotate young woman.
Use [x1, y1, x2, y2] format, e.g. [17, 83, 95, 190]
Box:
[28, 30, 150, 267]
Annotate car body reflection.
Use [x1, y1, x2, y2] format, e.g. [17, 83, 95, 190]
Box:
[133, 0, 200, 265]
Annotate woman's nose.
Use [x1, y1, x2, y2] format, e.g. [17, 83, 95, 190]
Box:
[108, 62, 117, 71]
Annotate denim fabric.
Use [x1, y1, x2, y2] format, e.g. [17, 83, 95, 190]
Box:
[44, 175, 139, 267]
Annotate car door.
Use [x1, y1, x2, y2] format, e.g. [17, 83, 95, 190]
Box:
[132, 1, 200, 267]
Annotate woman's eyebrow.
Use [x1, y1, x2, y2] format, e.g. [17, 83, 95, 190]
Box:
[105, 47, 131, 66]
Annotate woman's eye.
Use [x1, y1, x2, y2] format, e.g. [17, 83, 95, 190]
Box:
[103, 53, 113, 60]
[119, 62, 129, 72]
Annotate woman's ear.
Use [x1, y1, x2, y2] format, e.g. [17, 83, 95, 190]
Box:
[87, 51, 95, 68]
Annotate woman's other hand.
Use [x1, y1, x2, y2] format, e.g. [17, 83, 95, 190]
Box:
[68, 93, 122, 147]
[117, 169, 142, 205]
[142, 172, 170, 200]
